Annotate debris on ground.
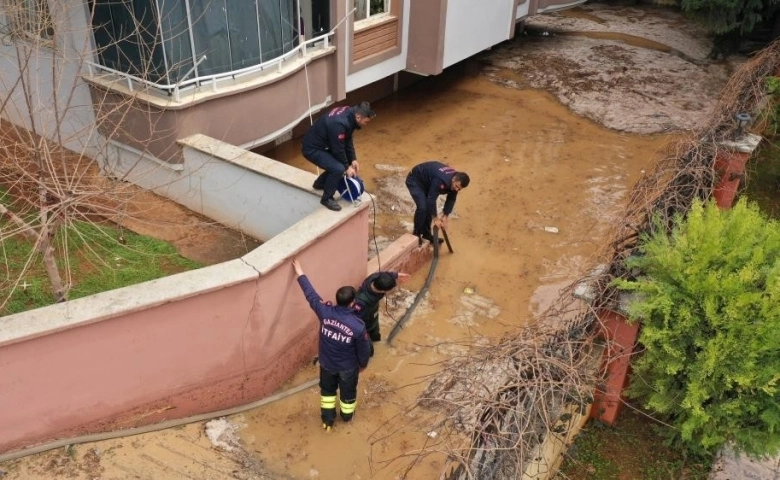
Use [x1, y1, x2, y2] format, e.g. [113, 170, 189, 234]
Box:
[205, 418, 241, 452]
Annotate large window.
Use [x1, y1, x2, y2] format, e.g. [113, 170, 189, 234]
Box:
[90, 0, 303, 86]
[354, 0, 388, 23]
[2, 0, 54, 42]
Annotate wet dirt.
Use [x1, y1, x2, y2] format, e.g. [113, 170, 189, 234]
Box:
[242, 63, 668, 480]
[113, 186, 262, 265]
[1, 3, 735, 480]
[491, 3, 740, 134]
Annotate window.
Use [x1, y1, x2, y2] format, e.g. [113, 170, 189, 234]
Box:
[89, 0, 302, 85]
[2, 0, 54, 42]
[354, 0, 388, 23]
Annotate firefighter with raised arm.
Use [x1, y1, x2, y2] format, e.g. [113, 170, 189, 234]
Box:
[292, 259, 371, 431]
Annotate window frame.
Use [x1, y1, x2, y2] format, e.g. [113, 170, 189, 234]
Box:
[353, 0, 390, 26]
[2, 0, 55, 45]
[88, 0, 304, 87]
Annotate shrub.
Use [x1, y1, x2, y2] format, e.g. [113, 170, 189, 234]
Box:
[615, 198, 780, 457]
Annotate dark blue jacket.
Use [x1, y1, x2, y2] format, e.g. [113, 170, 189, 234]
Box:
[301, 105, 360, 167]
[353, 271, 399, 322]
[407, 161, 459, 216]
[297, 275, 371, 372]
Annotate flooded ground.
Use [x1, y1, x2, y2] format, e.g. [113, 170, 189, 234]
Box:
[1, 4, 736, 479]
[241, 61, 668, 480]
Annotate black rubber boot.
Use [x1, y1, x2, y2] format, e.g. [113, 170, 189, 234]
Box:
[320, 198, 342, 211]
[421, 233, 444, 245]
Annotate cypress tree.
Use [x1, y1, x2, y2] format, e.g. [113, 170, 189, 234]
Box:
[616, 198, 780, 457]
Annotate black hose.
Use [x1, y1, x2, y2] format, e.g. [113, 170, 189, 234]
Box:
[386, 226, 451, 345]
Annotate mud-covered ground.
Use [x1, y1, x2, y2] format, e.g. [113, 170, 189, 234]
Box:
[482, 3, 740, 134]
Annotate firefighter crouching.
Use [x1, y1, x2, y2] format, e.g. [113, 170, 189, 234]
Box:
[292, 259, 372, 431]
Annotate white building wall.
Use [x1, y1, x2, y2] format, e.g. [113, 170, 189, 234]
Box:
[443, 0, 514, 69]
[345, 0, 411, 92]
[516, 0, 531, 20]
[106, 134, 325, 242]
[0, 1, 103, 159]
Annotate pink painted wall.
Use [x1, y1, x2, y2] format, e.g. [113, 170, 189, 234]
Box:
[713, 149, 749, 209]
[0, 208, 370, 454]
[90, 53, 337, 164]
[590, 309, 640, 425]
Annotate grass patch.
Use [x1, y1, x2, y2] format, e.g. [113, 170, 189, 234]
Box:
[557, 406, 713, 480]
[1, 219, 201, 315]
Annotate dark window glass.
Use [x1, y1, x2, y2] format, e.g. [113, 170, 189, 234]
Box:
[311, 0, 329, 35]
[90, 0, 302, 84]
[188, 0, 231, 77]
[259, 1, 283, 61]
[226, 2, 261, 70]
[157, 0, 192, 84]
[259, 0, 298, 61]
[89, 0, 166, 82]
[280, 0, 297, 55]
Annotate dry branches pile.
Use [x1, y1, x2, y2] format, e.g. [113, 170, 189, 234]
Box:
[413, 40, 780, 480]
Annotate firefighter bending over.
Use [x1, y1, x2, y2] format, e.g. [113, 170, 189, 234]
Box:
[405, 160, 470, 245]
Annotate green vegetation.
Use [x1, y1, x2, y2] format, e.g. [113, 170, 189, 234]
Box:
[763, 76, 780, 138]
[1, 218, 201, 316]
[558, 406, 712, 479]
[615, 199, 780, 457]
[681, 0, 780, 35]
[745, 141, 780, 219]
[748, 77, 780, 220]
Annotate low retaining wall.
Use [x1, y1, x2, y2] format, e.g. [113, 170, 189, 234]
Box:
[367, 233, 432, 275]
[0, 136, 371, 454]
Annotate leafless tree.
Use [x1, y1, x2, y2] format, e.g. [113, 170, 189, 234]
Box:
[0, 1, 192, 311]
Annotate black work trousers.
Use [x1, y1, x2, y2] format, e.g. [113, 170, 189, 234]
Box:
[405, 176, 432, 238]
[303, 147, 347, 201]
[319, 366, 359, 426]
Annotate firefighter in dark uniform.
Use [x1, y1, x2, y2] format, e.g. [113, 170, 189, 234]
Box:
[405, 161, 471, 244]
[301, 101, 375, 212]
[353, 270, 410, 355]
[292, 259, 372, 431]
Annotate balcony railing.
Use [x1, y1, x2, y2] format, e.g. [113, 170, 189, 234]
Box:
[84, 32, 335, 103]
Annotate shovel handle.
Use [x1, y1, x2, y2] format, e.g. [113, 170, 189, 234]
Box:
[441, 227, 453, 253]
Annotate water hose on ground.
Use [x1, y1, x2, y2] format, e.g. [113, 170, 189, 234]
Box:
[386, 226, 452, 345]
[0, 378, 319, 463]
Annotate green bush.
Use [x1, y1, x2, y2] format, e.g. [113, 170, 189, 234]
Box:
[763, 76, 780, 137]
[615, 198, 780, 457]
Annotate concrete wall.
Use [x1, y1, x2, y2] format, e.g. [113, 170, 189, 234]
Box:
[0, 1, 103, 158]
[88, 50, 337, 165]
[105, 134, 326, 242]
[406, 0, 447, 76]
[0, 136, 370, 454]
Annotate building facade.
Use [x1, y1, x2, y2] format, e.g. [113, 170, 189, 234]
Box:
[0, 0, 585, 180]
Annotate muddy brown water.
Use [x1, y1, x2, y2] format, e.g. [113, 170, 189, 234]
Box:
[242, 62, 669, 479]
[1, 61, 670, 480]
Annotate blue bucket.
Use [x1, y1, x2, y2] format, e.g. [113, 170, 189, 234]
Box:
[338, 176, 365, 202]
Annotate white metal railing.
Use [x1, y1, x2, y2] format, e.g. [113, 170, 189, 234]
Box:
[85, 32, 334, 102]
